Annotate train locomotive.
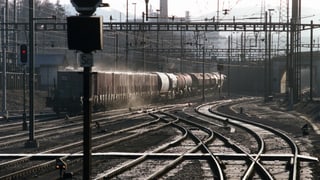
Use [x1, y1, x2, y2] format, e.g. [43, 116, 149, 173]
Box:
[47, 70, 226, 114]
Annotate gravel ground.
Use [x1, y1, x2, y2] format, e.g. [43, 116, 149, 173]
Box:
[0, 90, 49, 115]
[1, 91, 319, 178]
[228, 98, 320, 179]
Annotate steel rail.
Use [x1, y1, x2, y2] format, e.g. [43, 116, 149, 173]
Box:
[202, 99, 300, 179]
[0, 114, 164, 179]
[95, 113, 186, 179]
[193, 102, 274, 179]
[146, 112, 224, 180]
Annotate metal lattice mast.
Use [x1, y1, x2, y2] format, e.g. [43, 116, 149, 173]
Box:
[278, 0, 289, 56]
[288, 0, 302, 106]
[295, 0, 302, 102]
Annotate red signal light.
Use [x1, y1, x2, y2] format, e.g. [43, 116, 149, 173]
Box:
[20, 44, 28, 64]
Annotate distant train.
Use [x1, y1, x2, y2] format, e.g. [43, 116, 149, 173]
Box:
[46, 70, 226, 114]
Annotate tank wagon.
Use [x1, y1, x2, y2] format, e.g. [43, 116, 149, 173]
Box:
[47, 70, 226, 114]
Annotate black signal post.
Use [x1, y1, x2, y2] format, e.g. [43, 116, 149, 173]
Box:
[83, 60, 92, 179]
[69, 0, 105, 179]
[20, 44, 28, 131]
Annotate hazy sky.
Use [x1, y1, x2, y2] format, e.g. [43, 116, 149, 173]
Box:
[59, 0, 320, 22]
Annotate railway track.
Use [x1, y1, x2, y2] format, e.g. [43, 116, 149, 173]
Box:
[0, 105, 178, 179]
[0, 107, 149, 150]
[194, 98, 318, 179]
[95, 111, 224, 179]
[0, 99, 318, 179]
[92, 98, 318, 179]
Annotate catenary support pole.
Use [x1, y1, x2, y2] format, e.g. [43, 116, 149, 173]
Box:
[1, 6, 7, 120]
[310, 20, 313, 101]
[202, 46, 205, 101]
[25, 0, 38, 148]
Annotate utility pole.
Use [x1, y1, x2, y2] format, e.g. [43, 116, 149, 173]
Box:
[126, 0, 129, 70]
[114, 32, 119, 71]
[202, 46, 205, 101]
[288, 0, 301, 107]
[142, 12, 146, 71]
[145, 0, 149, 21]
[310, 20, 313, 101]
[264, 11, 269, 102]
[180, 19, 184, 73]
[217, 0, 220, 22]
[268, 9, 274, 98]
[157, 9, 160, 71]
[132, 2, 136, 22]
[1, 6, 8, 120]
[228, 35, 231, 97]
[14, 0, 17, 64]
[132, 2, 137, 49]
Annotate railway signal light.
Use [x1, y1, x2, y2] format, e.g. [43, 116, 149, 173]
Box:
[56, 158, 69, 179]
[68, 0, 106, 53]
[20, 44, 28, 64]
[71, 0, 109, 16]
[71, 0, 101, 15]
[67, 16, 103, 53]
[55, 158, 67, 170]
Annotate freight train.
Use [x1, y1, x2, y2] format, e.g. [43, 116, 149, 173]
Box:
[46, 70, 226, 114]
